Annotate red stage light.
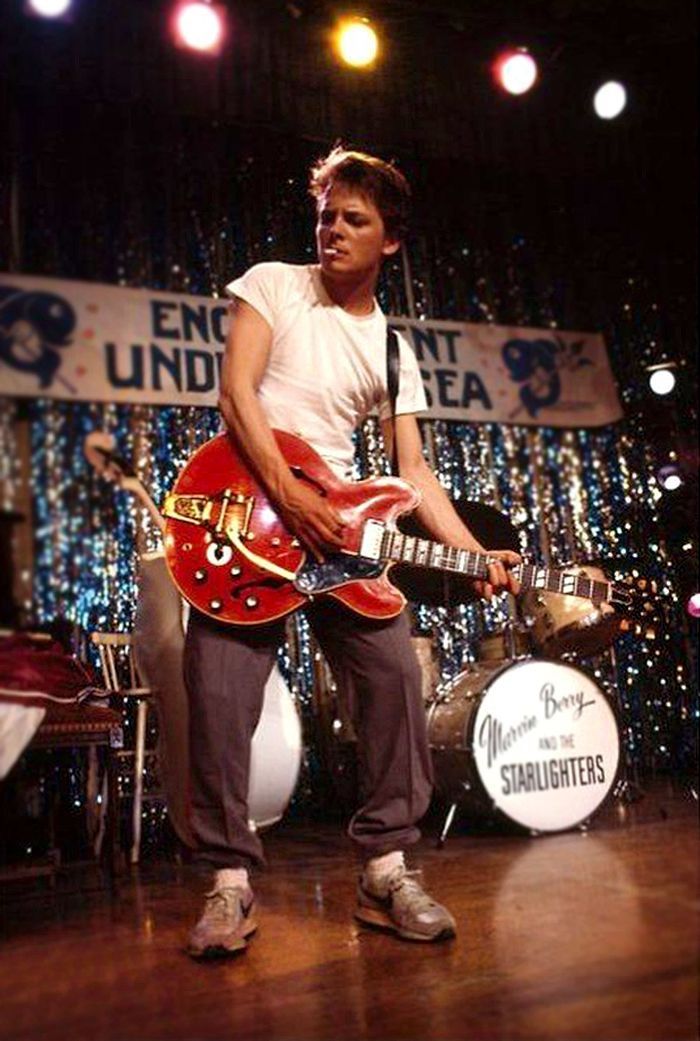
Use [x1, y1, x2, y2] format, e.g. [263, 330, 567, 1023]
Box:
[173, 1, 224, 54]
[494, 49, 538, 95]
[687, 593, 700, 619]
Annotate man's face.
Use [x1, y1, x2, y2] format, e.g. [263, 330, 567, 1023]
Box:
[315, 182, 400, 282]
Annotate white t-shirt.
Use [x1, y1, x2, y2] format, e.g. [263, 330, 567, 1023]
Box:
[225, 262, 427, 478]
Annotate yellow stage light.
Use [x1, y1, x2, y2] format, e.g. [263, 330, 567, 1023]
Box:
[336, 19, 379, 68]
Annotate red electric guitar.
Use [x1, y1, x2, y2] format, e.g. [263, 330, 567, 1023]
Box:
[161, 430, 655, 629]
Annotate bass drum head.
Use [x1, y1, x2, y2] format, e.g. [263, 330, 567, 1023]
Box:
[430, 659, 620, 833]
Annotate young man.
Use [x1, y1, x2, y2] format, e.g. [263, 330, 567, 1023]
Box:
[184, 147, 519, 958]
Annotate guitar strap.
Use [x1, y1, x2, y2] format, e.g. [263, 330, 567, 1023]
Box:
[386, 326, 400, 476]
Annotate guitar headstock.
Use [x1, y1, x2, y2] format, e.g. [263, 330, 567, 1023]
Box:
[84, 431, 165, 531]
[84, 432, 138, 491]
[610, 574, 661, 641]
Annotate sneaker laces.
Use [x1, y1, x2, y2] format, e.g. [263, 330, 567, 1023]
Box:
[385, 868, 438, 910]
[201, 886, 245, 924]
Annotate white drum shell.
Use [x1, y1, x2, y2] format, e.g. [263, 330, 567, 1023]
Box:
[249, 664, 302, 830]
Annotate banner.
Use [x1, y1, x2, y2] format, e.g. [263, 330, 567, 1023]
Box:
[0, 273, 623, 427]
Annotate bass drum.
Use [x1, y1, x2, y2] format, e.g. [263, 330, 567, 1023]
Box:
[427, 658, 620, 833]
[249, 663, 303, 830]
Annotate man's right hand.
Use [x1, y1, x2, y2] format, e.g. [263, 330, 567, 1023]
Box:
[277, 479, 346, 562]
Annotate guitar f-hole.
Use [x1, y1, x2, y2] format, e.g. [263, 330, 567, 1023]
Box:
[289, 465, 328, 497]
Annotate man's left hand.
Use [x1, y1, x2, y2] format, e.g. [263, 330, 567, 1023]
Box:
[471, 548, 521, 601]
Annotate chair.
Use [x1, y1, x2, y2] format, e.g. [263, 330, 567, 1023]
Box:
[90, 632, 158, 865]
[0, 630, 123, 886]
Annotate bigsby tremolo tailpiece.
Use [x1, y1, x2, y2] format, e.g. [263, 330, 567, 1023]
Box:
[162, 488, 255, 539]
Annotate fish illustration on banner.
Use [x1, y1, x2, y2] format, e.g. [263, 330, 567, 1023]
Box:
[503, 336, 594, 419]
[0, 286, 77, 393]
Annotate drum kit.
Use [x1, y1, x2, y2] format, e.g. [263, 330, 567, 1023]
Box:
[401, 500, 629, 841]
[316, 565, 627, 842]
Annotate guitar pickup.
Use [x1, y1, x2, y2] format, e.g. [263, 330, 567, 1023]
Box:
[359, 519, 385, 561]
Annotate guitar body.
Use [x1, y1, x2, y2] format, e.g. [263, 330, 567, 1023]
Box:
[163, 430, 420, 626]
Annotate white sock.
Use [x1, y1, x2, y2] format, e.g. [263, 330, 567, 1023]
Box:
[214, 867, 249, 891]
[363, 851, 405, 891]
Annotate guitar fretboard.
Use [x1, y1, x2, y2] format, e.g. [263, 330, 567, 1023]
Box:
[380, 529, 613, 603]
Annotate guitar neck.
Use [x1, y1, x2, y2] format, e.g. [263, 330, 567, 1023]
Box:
[379, 529, 613, 603]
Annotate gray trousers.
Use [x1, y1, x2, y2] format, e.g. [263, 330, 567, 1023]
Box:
[183, 599, 434, 871]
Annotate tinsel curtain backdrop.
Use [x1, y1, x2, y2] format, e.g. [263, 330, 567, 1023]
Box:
[0, 2, 697, 836]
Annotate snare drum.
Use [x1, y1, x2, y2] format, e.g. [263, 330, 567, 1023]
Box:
[427, 658, 620, 833]
[520, 564, 621, 659]
[478, 626, 532, 662]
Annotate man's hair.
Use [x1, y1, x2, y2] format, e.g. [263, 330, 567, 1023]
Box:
[308, 145, 411, 240]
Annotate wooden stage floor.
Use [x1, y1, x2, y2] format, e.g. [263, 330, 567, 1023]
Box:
[0, 780, 697, 1041]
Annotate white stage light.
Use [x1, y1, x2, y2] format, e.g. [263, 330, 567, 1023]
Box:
[497, 51, 538, 95]
[593, 81, 627, 119]
[27, 0, 72, 16]
[337, 19, 379, 67]
[657, 464, 682, 491]
[175, 2, 224, 53]
[648, 367, 676, 395]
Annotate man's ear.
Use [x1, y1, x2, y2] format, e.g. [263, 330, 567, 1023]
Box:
[381, 236, 401, 257]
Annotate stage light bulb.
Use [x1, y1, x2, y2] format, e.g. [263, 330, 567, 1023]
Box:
[175, 2, 223, 53]
[657, 464, 683, 491]
[648, 368, 676, 395]
[687, 594, 700, 619]
[594, 81, 627, 119]
[27, 0, 72, 15]
[498, 51, 538, 95]
[337, 19, 379, 68]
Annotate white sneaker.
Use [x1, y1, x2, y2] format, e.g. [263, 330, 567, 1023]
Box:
[187, 884, 257, 959]
[356, 866, 456, 942]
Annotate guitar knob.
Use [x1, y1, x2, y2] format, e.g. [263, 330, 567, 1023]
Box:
[230, 565, 241, 577]
[194, 568, 207, 583]
[209, 599, 222, 612]
[271, 537, 281, 547]
[245, 596, 258, 610]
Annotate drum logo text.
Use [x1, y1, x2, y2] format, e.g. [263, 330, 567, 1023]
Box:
[540, 683, 596, 720]
[478, 711, 537, 769]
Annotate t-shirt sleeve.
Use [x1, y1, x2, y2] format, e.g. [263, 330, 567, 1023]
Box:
[378, 329, 428, 421]
[224, 262, 290, 328]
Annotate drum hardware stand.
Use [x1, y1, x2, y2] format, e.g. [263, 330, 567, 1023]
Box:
[604, 642, 646, 805]
[436, 801, 459, 849]
[503, 617, 531, 659]
[436, 781, 474, 848]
